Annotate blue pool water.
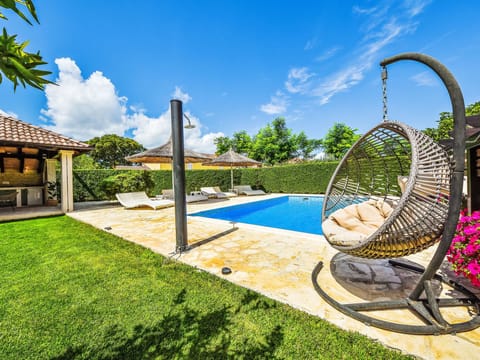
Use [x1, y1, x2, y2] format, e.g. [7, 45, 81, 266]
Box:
[190, 196, 324, 235]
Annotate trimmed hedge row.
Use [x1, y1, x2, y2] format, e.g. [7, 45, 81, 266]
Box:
[69, 162, 339, 202]
[255, 162, 339, 193]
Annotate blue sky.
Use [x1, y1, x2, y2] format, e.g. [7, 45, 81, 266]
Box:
[1, 0, 479, 153]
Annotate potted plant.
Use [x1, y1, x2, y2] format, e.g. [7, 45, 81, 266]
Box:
[447, 209, 480, 288]
[46, 181, 58, 206]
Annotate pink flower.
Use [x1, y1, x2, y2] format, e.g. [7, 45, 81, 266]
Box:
[465, 243, 480, 256]
[467, 261, 480, 276]
[459, 215, 471, 224]
[452, 235, 465, 245]
[448, 210, 480, 288]
[464, 225, 480, 236]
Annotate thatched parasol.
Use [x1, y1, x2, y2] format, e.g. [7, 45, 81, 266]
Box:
[125, 138, 212, 164]
[203, 148, 261, 190]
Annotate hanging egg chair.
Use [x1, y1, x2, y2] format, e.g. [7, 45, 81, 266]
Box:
[321, 120, 451, 258]
[311, 52, 480, 335]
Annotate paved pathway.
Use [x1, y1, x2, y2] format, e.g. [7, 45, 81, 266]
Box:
[68, 194, 480, 360]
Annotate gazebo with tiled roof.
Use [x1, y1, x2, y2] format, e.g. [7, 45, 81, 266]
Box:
[0, 115, 91, 212]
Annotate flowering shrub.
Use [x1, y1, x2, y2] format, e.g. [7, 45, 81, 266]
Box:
[447, 210, 480, 288]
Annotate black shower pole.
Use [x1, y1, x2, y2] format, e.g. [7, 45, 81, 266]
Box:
[170, 99, 188, 253]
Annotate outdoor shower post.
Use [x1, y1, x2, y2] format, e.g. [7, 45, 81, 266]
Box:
[170, 99, 188, 252]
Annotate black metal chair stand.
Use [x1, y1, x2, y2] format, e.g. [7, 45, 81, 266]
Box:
[312, 53, 480, 335]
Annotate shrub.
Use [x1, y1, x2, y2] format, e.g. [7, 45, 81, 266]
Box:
[100, 172, 154, 199]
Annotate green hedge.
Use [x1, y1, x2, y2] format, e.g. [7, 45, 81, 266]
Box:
[248, 162, 339, 193]
[73, 170, 123, 201]
[69, 162, 339, 202]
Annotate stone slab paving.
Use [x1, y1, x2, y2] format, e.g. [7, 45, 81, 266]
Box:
[68, 194, 480, 360]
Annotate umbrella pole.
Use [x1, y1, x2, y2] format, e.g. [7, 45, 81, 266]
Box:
[230, 165, 234, 191]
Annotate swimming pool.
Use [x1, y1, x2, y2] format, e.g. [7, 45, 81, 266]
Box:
[190, 195, 324, 235]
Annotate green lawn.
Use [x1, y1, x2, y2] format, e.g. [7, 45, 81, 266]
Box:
[0, 216, 411, 359]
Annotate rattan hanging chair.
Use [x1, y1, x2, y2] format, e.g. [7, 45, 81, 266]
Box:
[312, 52, 480, 335]
[321, 120, 451, 258]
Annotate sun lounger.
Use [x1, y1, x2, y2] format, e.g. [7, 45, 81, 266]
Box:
[116, 192, 174, 210]
[213, 186, 237, 197]
[162, 189, 208, 203]
[186, 193, 209, 202]
[200, 187, 228, 198]
[233, 185, 266, 196]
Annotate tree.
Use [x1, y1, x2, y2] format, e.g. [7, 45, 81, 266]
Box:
[271, 117, 295, 162]
[292, 131, 322, 160]
[87, 134, 146, 169]
[215, 117, 322, 164]
[250, 122, 278, 165]
[73, 154, 101, 170]
[423, 112, 454, 141]
[231, 130, 253, 155]
[424, 101, 480, 141]
[0, 0, 52, 90]
[213, 136, 232, 155]
[214, 131, 253, 156]
[250, 117, 305, 164]
[321, 123, 361, 159]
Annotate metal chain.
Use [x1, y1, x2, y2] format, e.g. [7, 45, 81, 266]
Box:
[381, 66, 388, 122]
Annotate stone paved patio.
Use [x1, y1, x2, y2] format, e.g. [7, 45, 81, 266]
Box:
[67, 194, 480, 360]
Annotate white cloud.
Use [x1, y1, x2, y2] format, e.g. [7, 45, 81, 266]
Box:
[352, 5, 379, 15]
[313, 64, 366, 105]
[0, 109, 18, 118]
[172, 86, 192, 104]
[354, 4, 390, 33]
[41, 57, 130, 140]
[362, 19, 405, 58]
[403, 0, 432, 17]
[304, 37, 317, 50]
[411, 71, 438, 87]
[285, 67, 315, 94]
[132, 110, 223, 153]
[259, 0, 432, 111]
[184, 117, 224, 153]
[315, 46, 341, 62]
[130, 110, 171, 149]
[260, 91, 288, 115]
[41, 58, 221, 153]
[310, 2, 426, 105]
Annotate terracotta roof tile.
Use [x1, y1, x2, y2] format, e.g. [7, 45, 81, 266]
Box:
[0, 115, 91, 151]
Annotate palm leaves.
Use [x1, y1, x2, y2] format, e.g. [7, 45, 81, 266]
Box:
[0, 0, 53, 90]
